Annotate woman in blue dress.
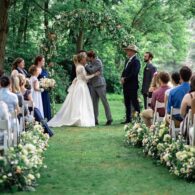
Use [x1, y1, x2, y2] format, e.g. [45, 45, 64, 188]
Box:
[34, 55, 52, 121]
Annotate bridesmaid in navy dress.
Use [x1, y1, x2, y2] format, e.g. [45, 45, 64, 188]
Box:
[34, 55, 52, 121]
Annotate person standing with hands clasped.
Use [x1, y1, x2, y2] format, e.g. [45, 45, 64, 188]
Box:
[141, 52, 157, 109]
[121, 44, 141, 124]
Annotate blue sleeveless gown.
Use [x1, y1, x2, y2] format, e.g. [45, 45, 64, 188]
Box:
[38, 69, 52, 120]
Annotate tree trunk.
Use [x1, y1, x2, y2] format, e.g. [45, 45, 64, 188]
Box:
[12, 0, 16, 42]
[23, 7, 29, 44]
[44, 0, 49, 38]
[76, 30, 84, 52]
[0, 0, 10, 70]
[44, 0, 49, 60]
[16, 0, 29, 48]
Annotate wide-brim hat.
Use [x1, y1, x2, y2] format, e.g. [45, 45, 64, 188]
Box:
[124, 44, 138, 52]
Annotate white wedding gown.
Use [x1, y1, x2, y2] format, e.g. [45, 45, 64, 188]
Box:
[48, 65, 95, 127]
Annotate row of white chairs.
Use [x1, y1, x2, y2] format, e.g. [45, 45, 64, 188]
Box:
[0, 100, 34, 153]
[149, 98, 195, 145]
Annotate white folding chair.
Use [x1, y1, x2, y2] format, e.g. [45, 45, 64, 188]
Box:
[153, 101, 165, 125]
[24, 100, 34, 116]
[10, 111, 19, 146]
[147, 97, 152, 109]
[0, 119, 10, 152]
[187, 109, 193, 128]
[189, 113, 195, 146]
[18, 106, 25, 132]
[170, 107, 181, 138]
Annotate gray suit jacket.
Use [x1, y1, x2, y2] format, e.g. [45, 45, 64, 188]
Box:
[85, 57, 106, 88]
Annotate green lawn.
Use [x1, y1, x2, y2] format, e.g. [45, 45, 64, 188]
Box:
[2, 95, 195, 195]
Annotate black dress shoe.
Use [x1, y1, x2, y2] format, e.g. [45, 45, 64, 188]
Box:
[105, 119, 113, 126]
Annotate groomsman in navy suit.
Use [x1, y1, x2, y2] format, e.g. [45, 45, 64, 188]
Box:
[141, 52, 157, 109]
[121, 44, 141, 123]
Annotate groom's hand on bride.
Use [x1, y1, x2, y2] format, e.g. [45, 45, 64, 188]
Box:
[94, 71, 100, 76]
[120, 77, 125, 84]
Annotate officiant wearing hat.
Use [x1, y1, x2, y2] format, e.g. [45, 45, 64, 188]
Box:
[121, 44, 141, 124]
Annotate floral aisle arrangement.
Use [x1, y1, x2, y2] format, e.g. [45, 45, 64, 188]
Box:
[125, 121, 148, 147]
[170, 145, 195, 180]
[125, 122, 195, 181]
[0, 122, 49, 192]
[142, 124, 170, 159]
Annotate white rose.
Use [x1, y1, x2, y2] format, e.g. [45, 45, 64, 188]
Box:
[124, 124, 129, 131]
[133, 123, 140, 129]
[27, 174, 35, 180]
[0, 156, 4, 161]
[163, 134, 171, 142]
[174, 170, 179, 176]
[2, 175, 7, 180]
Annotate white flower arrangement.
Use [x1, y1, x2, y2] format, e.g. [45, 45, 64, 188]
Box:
[125, 122, 148, 147]
[125, 121, 195, 181]
[0, 122, 49, 191]
[39, 78, 56, 90]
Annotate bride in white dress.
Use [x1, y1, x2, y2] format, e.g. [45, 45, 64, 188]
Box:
[48, 52, 100, 127]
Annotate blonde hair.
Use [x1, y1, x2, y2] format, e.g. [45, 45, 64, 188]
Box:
[73, 55, 78, 65]
[11, 76, 20, 93]
[77, 52, 87, 63]
[150, 73, 160, 88]
[18, 73, 26, 86]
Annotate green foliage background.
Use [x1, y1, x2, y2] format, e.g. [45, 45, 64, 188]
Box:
[4, 0, 195, 102]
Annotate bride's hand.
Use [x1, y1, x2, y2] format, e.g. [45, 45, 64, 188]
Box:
[94, 71, 100, 76]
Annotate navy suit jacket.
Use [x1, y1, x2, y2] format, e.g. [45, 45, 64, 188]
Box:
[121, 55, 141, 90]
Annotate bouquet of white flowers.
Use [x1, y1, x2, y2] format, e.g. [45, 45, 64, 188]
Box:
[39, 78, 56, 90]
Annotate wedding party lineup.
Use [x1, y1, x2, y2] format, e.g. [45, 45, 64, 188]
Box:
[0, 0, 195, 194]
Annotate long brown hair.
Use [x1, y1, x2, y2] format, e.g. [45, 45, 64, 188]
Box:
[12, 58, 24, 70]
[34, 55, 44, 66]
[190, 74, 195, 92]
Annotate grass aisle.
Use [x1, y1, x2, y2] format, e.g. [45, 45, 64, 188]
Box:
[3, 96, 195, 195]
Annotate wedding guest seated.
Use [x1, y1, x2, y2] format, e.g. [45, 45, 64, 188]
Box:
[180, 75, 195, 142]
[0, 101, 10, 120]
[181, 75, 195, 117]
[0, 76, 20, 136]
[0, 76, 19, 114]
[10, 75, 27, 125]
[164, 72, 180, 111]
[18, 74, 53, 137]
[141, 71, 170, 127]
[0, 101, 10, 146]
[10, 76, 24, 108]
[167, 66, 192, 127]
[11, 58, 30, 78]
[148, 72, 159, 98]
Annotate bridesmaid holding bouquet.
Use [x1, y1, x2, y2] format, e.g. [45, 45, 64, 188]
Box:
[34, 55, 52, 121]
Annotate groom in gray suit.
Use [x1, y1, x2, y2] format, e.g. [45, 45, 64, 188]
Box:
[85, 50, 113, 125]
